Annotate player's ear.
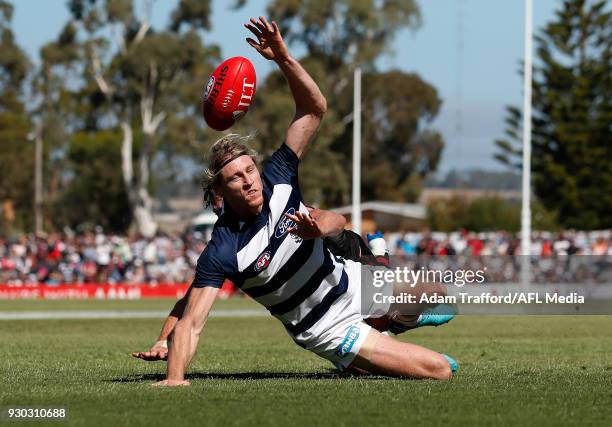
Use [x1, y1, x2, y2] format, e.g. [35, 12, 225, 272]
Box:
[213, 181, 225, 197]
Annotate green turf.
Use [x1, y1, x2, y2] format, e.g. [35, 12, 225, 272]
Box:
[0, 297, 260, 312]
[0, 300, 611, 426]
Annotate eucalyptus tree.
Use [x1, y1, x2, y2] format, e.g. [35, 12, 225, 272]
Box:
[495, 0, 612, 229]
[0, 0, 31, 232]
[57, 0, 219, 235]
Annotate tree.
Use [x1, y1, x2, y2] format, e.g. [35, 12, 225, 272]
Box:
[234, 0, 443, 207]
[56, 0, 219, 236]
[54, 131, 132, 231]
[0, 0, 32, 233]
[495, 0, 612, 229]
[426, 196, 558, 232]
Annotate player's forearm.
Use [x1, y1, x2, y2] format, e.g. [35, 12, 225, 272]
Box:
[315, 210, 346, 237]
[157, 292, 190, 341]
[156, 316, 178, 343]
[275, 56, 327, 115]
[165, 320, 194, 381]
[165, 287, 217, 381]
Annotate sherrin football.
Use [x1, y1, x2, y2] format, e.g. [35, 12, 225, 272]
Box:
[202, 56, 257, 131]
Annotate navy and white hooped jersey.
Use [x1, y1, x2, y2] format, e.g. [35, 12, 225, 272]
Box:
[193, 144, 349, 340]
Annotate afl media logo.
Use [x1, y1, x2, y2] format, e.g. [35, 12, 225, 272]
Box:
[203, 76, 215, 101]
[254, 251, 271, 272]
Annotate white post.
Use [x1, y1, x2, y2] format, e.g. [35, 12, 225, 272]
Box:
[33, 122, 43, 234]
[352, 67, 362, 236]
[521, 0, 533, 286]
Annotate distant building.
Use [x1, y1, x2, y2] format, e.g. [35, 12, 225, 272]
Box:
[331, 201, 426, 234]
[153, 197, 203, 233]
[418, 188, 521, 205]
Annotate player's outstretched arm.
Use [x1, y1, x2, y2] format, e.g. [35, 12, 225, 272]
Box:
[131, 287, 192, 361]
[153, 286, 219, 387]
[245, 16, 326, 159]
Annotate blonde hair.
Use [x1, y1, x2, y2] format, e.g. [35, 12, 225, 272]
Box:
[202, 133, 259, 208]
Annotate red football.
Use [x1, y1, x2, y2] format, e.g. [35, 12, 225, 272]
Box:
[202, 56, 257, 131]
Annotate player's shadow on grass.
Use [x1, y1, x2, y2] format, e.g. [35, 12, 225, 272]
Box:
[111, 371, 390, 382]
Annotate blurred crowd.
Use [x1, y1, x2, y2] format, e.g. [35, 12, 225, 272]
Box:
[388, 229, 612, 256]
[0, 229, 610, 286]
[389, 230, 611, 284]
[0, 229, 205, 286]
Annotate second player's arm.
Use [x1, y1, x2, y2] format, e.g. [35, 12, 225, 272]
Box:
[308, 208, 345, 237]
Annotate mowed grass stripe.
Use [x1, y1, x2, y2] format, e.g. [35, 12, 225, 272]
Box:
[0, 309, 267, 320]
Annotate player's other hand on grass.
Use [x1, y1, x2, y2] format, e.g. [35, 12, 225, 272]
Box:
[286, 211, 323, 240]
[131, 340, 168, 361]
[152, 379, 191, 387]
[244, 16, 289, 62]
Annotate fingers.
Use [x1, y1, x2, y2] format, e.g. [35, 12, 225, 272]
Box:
[285, 211, 316, 223]
[284, 213, 299, 223]
[259, 16, 274, 33]
[131, 349, 168, 361]
[285, 212, 315, 228]
[246, 38, 262, 51]
[248, 16, 276, 34]
[244, 23, 262, 39]
[250, 17, 267, 33]
[297, 211, 315, 226]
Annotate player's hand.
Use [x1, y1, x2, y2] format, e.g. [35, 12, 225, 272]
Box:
[244, 16, 289, 62]
[131, 341, 168, 361]
[286, 211, 323, 240]
[152, 379, 190, 387]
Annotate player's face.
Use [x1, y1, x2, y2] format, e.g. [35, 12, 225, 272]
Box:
[217, 155, 264, 217]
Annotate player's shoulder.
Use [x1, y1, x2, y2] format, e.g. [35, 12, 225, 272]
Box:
[263, 143, 300, 186]
[196, 220, 239, 273]
[208, 214, 241, 246]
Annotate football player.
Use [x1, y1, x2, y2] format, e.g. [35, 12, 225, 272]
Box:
[150, 17, 457, 386]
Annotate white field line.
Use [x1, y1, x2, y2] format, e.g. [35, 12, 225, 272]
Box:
[0, 309, 267, 320]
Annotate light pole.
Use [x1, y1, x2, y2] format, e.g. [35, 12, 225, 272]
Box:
[520, 0, 533, 286]
[352, 67, 362, 236]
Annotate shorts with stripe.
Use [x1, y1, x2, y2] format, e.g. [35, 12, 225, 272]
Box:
[290, 259, 373, 370]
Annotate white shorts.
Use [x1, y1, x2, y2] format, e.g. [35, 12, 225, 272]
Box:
[291, 259, 374, 370]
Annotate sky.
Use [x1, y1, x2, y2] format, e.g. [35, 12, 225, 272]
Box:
[11, 0, 560, 173]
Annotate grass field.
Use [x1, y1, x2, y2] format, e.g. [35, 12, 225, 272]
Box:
[1, 298, 611, 426]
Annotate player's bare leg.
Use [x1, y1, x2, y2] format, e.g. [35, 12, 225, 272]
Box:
[348, 329, 456, 380]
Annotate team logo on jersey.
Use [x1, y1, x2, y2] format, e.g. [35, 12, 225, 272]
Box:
[335, 326, 360, 357]
[254, 251, 271, 272]
[275, 207, 296, 238]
